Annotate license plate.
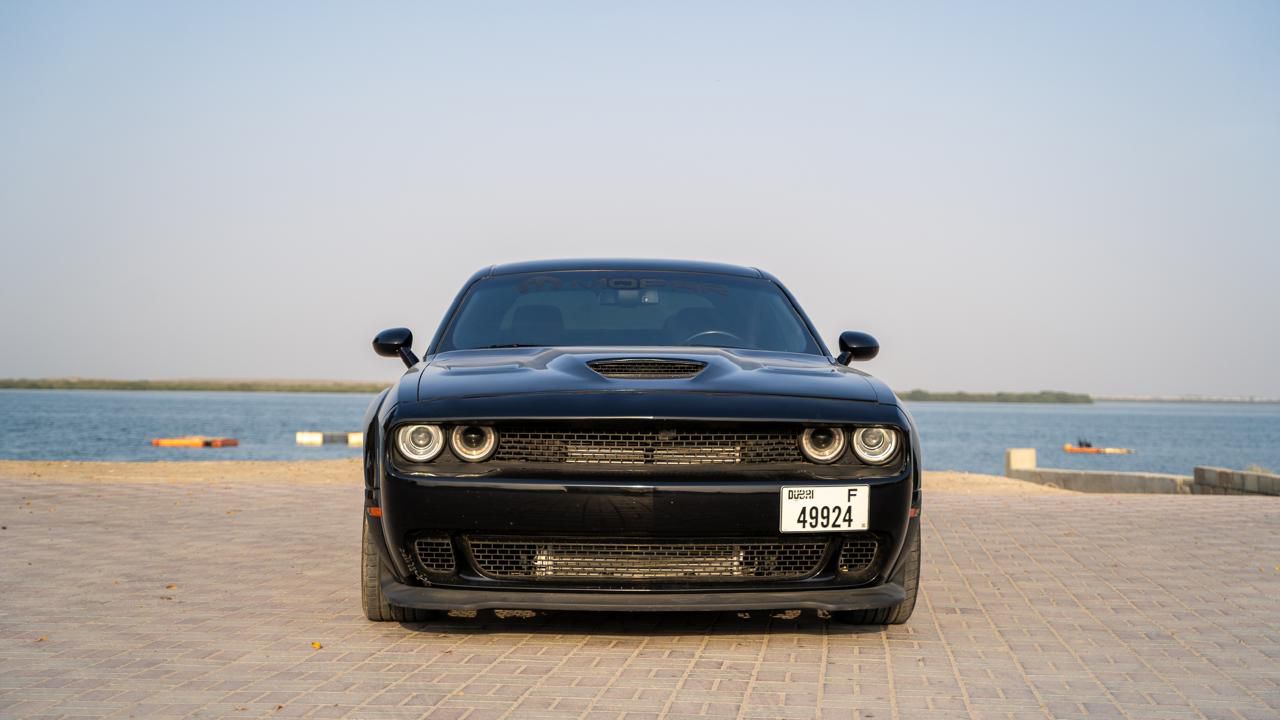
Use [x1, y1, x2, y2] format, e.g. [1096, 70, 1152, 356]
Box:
[779, 485, 869, 533]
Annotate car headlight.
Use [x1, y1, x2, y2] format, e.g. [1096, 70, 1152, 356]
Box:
[851, 427, 898, 465]
[396, 424, 445, 462]
[799, 427, 846, 464]
[450, 425, 498, 462]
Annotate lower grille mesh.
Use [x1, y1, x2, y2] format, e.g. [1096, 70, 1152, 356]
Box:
[413, 536, 456, 574]
[465, 537, 829, 581]
[838, 535, 879, 575]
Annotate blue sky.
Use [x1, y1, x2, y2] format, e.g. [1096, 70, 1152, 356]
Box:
[2, 2, 1277, 395]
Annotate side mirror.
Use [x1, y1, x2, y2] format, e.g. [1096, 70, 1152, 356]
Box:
[373, 327, 419, 368]
[836, 331, 879, 365]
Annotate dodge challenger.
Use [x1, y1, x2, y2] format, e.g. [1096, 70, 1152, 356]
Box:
[361, 259, 921, 624]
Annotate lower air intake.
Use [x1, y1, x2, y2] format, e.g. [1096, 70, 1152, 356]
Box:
[465, 537, 829, 582]
[838, 534, 879, 576]
[412, 536, 456, 574]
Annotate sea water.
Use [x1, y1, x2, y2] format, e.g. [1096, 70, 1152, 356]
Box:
[1, 389, 1277, 475]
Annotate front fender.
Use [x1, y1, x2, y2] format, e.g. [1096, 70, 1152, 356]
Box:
[363, 386, 417, 584]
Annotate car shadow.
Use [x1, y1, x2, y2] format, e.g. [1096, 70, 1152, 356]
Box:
[397, 609, 890, 637]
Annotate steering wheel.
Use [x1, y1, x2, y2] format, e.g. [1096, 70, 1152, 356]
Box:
[683, 330, 745, 347]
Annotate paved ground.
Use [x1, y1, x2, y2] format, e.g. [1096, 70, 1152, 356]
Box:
[0, 462, 1277, 720]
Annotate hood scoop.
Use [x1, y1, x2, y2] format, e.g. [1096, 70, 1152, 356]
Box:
[587, 358, 707, 379]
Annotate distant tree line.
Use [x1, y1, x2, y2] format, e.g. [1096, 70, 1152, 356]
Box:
[899, 389, 1093, 404]
[1, 378, 1095, 403]
[0, 378, 385, 394]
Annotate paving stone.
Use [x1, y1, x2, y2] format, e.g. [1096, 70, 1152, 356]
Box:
[0, 477, 1276, 718]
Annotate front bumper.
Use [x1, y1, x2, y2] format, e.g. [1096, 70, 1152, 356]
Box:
[372, 462, 916, 602]
[380, 562, 907, 612]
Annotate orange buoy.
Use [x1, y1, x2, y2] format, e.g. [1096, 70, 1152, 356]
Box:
[1063, 443, 1133, 455]
[151, 436, 239, 448]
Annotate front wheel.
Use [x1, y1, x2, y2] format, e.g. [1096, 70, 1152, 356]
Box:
[831, 517, 920, 625]
[362, 518, 438, 622]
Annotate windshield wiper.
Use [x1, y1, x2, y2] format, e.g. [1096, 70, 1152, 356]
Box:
[478, 343, 542, 349]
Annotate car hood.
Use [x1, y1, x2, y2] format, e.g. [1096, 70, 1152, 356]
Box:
[412, 347, 886, 404]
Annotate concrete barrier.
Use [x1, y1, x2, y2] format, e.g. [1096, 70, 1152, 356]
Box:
[1005, 448, 1193, 494]
[1004, 447, 1037, 477]
[1193, 467, 1280, 496]
[1005, 450, 1280, 495]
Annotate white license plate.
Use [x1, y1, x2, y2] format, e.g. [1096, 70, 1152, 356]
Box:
[779, 485, 869, 533]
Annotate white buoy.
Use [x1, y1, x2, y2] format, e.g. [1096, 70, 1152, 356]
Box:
[296, 431, 363, 447]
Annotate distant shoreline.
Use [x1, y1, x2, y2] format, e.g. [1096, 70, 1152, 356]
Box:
[2, 379, 1274, 404]
[1095, 395, 1280, 404]
[0, 378, 385, 394]
[899, 390, 1093, 404]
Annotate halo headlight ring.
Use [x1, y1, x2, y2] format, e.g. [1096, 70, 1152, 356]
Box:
[450, 425, 498, 462]
[799, 427, 847, 464]
[851, 427, 899, 465]
[396, 424, 445, 462]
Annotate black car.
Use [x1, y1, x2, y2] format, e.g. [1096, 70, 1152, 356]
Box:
[361, 259, 921, 624]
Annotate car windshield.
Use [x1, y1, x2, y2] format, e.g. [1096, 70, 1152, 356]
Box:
[439, 271, 822, 354]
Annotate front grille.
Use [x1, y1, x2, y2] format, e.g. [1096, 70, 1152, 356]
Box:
[838, 534, 879, 575]
[588, 358, 706, 379]
[494, 427, 803, 465]
[465, 536, 829, 581]
[413, 535, 456, 574]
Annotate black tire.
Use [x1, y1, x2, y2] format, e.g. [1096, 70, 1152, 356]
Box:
[362, 518, 439, 622]
[831, 517, 920, 625]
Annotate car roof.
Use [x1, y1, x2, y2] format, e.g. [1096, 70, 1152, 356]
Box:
[484, 258, 763, 278]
